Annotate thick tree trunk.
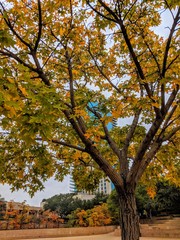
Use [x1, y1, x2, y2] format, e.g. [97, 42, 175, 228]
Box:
[119, 190, 140, 240]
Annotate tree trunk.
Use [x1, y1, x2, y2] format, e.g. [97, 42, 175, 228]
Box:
[119, 190, 140, 240]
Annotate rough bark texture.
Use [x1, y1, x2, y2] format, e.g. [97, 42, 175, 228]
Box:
[119, 190, 140, 240]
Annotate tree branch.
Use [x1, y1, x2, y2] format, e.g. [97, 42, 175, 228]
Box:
[162, 101, 179, 129]
[127, 113, 166, 184]
[34, 0, 43, 52]
[36, 137, 86, 152]
[122, 108, 141, 156]
[165, 55, 179, 72]
[85, 143, 124, 190]
[161, 7, 180, 109]
[102, 121, 121, 159]
[164, 84, 179, 113]
[0, 49, 51, 86]
[30, 50, 51, 86]
[0, 49, 36, 72]
[97, 0, 120, 21]
[123, 0, 138, 21]
[0, 2, 33, 51]
[86, 0, 117, 23]
[133, 140, 162, 183]
[51, 139, 86, 152]
[63, 110, 88, 143]
[42, 42, 61, 69]
[142, 36, 162, 76]
[162, 126, 180, 142]
[164, 0, 175, 20]
[88, 42, 121, 93]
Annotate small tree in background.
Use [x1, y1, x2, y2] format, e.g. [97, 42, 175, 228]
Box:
[68, 203, 111, 227]
[107, 190, 121, 225]
[154, 182, 180, 215]
[3, 201, 17, 229]
[87, 203, 112, 226]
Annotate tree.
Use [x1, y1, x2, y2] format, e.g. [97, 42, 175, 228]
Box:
[43, 193, 108, 218]
[154, 182, 180, 215]
[3, 201, 18, 229]
[67, 203, 111, 227]
[17, 201, 30, 229]
[0, 1, 179, 239]
[135, 185, 155, 219]
[107, 189, 121, 225]
[0, 195, 6, 221]
[43, 193, 81, 217]
[87, 203, 112, 226]
[0, 194, 4, 201]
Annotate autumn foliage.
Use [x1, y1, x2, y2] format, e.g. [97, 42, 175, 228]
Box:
[68, 203, 111, 227]
[0, 1, 179, 239]
[0, 201, 63, 230]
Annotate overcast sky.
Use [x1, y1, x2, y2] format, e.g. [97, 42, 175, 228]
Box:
[0, 176, 70, 206]
[0, 8, 174, 207]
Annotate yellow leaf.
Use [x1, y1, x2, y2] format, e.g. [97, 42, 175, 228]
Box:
[4, 104, 16, 117]
[72, 69, 78, 75]
[19, 86, 28, 96]
[152, 102, 159, 108]
[7, 77, 14, 83]
[146, 187, 156, 199]
[59, 28, 65, 35]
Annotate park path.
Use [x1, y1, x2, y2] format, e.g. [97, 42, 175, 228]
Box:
[20, 232, 180, 240]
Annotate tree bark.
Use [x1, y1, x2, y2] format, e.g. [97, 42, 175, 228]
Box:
[118, 190, 140, 240]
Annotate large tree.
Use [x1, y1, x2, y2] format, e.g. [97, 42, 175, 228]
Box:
[0, 1, 179, 239]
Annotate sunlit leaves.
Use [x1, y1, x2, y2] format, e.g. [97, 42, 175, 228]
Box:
[0, 0, 179, 196]
[68, 203, 111, 227]
[0, 134, 56, 195]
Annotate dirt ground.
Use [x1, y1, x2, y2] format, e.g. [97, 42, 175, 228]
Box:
[20, 232, 180, 240]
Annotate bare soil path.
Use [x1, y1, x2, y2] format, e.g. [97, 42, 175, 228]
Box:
[20, 232, 180, 240]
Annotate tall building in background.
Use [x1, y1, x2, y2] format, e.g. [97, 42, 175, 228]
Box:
[69, 175, 114, 196]
[69, 175, 77, 193]
[97, 177, 114, 195]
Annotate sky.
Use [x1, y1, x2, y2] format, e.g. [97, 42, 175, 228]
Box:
[0, 6, 174, 207]
[0, 176, 70, 206]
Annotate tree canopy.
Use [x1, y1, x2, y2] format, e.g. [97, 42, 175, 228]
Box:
[0, 0, 179, 194]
